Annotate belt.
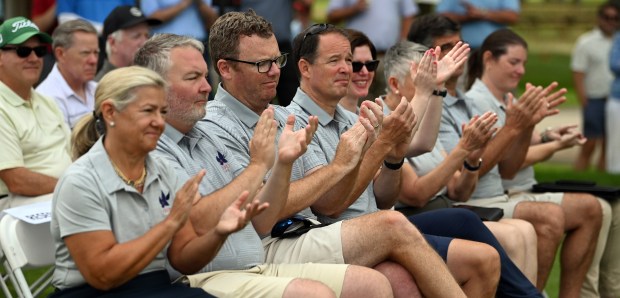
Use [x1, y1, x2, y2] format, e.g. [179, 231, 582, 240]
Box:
[0, 194, 7, 200]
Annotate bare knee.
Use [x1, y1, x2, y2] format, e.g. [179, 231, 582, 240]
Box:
[486, 222, 524, 258]
[284, 279, 336, 298]
[377, 210, 425, 243]
[374, 261, 421, 298]
[343, 265, 394, 298]
[447, 240, 501, 284]
[515, 202, 564, 239]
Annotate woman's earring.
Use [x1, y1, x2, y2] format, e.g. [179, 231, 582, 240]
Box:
[110, 121, 115, 127]
[395, 90, 400, 95]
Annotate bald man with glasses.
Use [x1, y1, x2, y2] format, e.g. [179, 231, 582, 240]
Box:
[0, 17, 72, 210]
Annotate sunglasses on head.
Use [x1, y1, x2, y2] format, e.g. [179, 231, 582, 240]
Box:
[352, 60, 379, 72]
[1, 45, 48, 58]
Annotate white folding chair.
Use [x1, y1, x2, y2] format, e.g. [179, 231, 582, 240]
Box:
[0, 214, 55, 298]
[1, 248, 18, 298]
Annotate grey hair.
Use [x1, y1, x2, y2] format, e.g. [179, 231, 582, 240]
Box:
[104, 30, 123, 58]
[134, 33, 204, 77]
[52, 19, 97, 49]
[383, 41, 428, 87]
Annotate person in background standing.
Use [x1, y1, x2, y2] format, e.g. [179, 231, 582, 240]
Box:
[572, 1, 619, 172]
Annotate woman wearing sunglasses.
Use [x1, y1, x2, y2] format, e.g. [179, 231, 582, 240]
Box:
[339, 29, 380, 113]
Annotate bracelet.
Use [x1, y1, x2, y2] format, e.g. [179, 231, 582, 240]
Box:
[384, 159, 405, 170]
[432, 89, 447, 97]
[463, 158, 482, 171]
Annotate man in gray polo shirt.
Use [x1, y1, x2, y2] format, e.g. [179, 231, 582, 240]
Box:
[136, 34, 394, 297]
[201, 11, 467, 297]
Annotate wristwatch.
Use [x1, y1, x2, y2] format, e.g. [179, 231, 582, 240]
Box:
[463, 158, 482, 171]
[384, 159, 405, 170]
[432, 89, 448, 97]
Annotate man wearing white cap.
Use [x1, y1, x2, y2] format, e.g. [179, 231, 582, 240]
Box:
[0, 17, 72, 210]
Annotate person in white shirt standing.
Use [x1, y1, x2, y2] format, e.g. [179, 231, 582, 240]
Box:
[572, 1, 619, 171]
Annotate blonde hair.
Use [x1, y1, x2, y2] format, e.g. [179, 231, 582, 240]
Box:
[71, 66, 167, 159]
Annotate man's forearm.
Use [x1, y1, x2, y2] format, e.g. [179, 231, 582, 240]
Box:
[251, 160, 293, 235]
[0, 167, 58, 196]
[191, 162, 268, 235]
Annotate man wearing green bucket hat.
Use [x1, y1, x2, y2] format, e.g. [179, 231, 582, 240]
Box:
[0, 16, 72, 211]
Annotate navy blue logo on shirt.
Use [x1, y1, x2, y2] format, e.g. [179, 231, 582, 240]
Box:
[159, 191, 170, 208]
[216, 151, 227, 165]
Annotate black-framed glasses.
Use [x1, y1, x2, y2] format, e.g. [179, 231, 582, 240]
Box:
[224, 53, 288, 73]
[352, 60, 379, 72]
[0, 45, 48, 58]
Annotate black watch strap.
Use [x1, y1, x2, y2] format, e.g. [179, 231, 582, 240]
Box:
[463, 158, 482, 171]
[432, 89, 448, 97]
[384, 159, 405, 170]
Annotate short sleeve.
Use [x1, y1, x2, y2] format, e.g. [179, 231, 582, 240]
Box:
[54, 171, 111, 238]
[0, 108, 24, 171]
[571, 36, 589, 72]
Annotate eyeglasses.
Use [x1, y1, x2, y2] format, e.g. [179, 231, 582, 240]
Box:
[352, 60, 379, 72]
[224, 53, 288, 73]
[0, 45, 48, 58]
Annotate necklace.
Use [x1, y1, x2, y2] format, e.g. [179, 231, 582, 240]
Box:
[110, 160, 147, 189]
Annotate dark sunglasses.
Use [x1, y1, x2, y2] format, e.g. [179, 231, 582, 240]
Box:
[352, 60, 379, 72]
[301, 23, 334, 44]
[0, 45, 48, 58]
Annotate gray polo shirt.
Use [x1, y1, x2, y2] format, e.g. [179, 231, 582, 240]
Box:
[287, 89, 378, 224]
[51, 139, 181, 290]
[439, 89, 506, 198]
[200, 85, 324, 219]
[155, 123, 264, 273]
[467, 79, 537, 192]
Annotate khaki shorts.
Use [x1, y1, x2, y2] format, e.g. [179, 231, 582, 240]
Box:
[262, 221, 344, 264]
[187, 263, 348, 298]
[454, 192, 564, 218]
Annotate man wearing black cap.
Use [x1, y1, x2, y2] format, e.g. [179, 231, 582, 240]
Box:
[95, 6, 161, 81]
[0, 17, 72, 210]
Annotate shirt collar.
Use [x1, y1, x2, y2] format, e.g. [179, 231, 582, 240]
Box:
[89, 138, 160, 194]
[292, 88, 352, 127]
[214, 83, 262, 128]
[49, 63, 97, 102]
[0, 80, 30, 107]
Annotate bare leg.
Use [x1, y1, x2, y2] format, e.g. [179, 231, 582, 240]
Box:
[582, 198, 611, 298]
[283, 279, 336, 298]
[340, 265, 393, 298]
[341, 210, 465, 297]
[446, 239, 500, 298]
[559, 193, 602, 298]
[501, 218, 538, 285]
[575, 138, 596, 171]
[597, 138, 606, 172]
[374, 261, 421, 298]
[513, 201, 565, 290]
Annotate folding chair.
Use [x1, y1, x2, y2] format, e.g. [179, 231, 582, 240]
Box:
[1, 248, 18, 298]
[0, 214, 55, 298]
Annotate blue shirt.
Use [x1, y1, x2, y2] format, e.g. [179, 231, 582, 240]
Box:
[436, 0, 520, 49]
[141, 0, 212, 40]
[57, 0, 135, 23]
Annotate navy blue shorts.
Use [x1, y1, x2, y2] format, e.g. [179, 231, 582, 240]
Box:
[583, 98, 607, 138]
